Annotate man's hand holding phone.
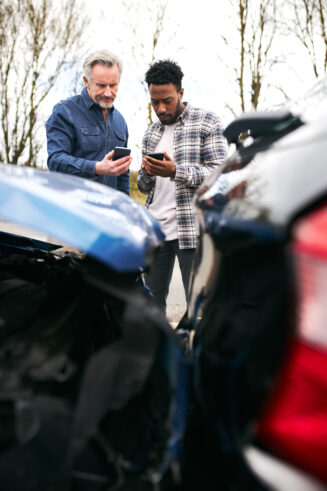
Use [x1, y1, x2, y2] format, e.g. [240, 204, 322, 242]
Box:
[142, 151, 176, 178]
[146, 152, 165, 161]
[95, 147, 132, 176]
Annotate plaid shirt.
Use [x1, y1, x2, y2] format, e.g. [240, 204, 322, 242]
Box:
[137, 103, 227, 248]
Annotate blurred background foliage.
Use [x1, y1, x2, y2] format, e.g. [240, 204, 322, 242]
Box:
[130, 171, 146, 205]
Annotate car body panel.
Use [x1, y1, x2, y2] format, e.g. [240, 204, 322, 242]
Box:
[0, 163, 164, 272]
[244, 445, 327, 491]
[199, 111, 327, 233]
[181, 74, 327, 490]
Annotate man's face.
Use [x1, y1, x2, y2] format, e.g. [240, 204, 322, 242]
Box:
[83, 63, 120, 109]
[149, 83, 184, 125]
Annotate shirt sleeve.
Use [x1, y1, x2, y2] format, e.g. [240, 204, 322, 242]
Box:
[174, 116, 227, 188]
[137, 129, 156, 194]
[116, 126, 130, 195]
[46, 103, 96, 177]
[116, 170, 130, 195]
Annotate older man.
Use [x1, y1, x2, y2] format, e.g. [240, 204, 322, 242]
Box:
[46, 49, 132, 194]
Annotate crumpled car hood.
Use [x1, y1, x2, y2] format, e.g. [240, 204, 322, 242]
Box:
[0, 163, 164, 272]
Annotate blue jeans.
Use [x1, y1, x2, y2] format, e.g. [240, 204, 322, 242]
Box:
[146, 240, 195, 313]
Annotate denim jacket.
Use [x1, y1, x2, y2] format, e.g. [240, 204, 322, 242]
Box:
[46, 87, 130, 195]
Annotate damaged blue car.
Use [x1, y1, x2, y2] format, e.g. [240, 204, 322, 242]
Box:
[0, 165, 192, 491]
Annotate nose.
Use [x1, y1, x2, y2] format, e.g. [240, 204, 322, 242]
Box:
[157, 102, 166, 114]
[103, 86, 112, 97]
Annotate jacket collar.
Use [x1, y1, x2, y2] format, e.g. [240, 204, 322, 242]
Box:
[177, 101, 191, 123]
[156, 101, 191, 129]
[81, 87, 114, 112]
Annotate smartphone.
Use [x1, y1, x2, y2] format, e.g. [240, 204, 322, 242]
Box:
[113, 147, 131, 160]
[147, 152, 165, 161]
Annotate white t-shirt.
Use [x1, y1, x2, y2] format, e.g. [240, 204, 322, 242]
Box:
[148, 123, 178, 240]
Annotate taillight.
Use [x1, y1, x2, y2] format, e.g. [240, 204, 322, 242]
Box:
[256, 204, 327, 485]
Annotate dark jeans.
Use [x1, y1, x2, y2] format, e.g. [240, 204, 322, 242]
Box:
[146, 239, 195, 313]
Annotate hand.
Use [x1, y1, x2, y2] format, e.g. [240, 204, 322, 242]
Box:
[141, 151, 176, 178]
[95, 150, 132, 176]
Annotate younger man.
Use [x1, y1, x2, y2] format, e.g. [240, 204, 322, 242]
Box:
[138, 59, 227, 312]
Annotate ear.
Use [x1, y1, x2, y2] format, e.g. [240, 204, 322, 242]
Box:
[179, 88, 184, 99]
[83, 76, 89, 87]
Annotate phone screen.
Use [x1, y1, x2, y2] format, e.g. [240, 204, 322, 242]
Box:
[147, 153, 164, 161]
[113, 147, 131, 161]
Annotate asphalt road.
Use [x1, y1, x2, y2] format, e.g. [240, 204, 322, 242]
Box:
[166, 261, 187, 327]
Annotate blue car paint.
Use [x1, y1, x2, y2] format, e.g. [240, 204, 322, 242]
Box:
[203, 211, 285, 245]
[0, 164, 164, 273]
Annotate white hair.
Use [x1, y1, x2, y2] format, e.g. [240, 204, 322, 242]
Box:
[83, 49, 123, 81]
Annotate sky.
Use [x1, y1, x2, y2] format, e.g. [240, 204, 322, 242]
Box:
[44, 0, 319, 171]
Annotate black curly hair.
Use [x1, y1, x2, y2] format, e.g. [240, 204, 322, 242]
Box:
[145, 59, 184, 91]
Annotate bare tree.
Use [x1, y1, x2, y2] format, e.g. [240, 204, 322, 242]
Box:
[0, 0, 88, 167]
[286, 0, 327, 77]
[118, 0, 180, 125]
[220, 0, 279, 116]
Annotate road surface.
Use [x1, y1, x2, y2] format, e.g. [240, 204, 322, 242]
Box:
[166, 261, 187, 327]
